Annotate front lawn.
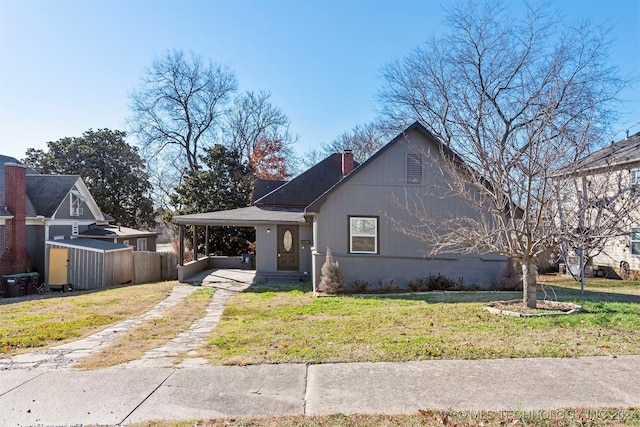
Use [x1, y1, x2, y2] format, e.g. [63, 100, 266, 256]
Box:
[201, 279, 640, 365]
[0, 281, 174, 355]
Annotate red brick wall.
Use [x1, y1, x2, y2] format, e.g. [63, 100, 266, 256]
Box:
[0, 163, 31, 276]
[342, 150, 354, 176]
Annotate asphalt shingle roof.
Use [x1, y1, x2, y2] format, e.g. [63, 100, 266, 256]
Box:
[174, 206, 306, 226]
[25, 175, 79, 217]
[254, 153, 355, 208]
[1, 155, 80, 218]
[47, 238, 130, 251]
[572, 131, 640, 171]
[251, 179, 287, 204]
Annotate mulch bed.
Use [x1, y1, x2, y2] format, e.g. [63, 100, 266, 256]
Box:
[484, 300, 582, 317]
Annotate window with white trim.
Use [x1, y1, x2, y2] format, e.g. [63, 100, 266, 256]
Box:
[72, 221, 79, 236]
[631, 168, 640, 187]
[406, 154, 423, 184]
[137, 238, 147, 251]
[70, 191, 84, 216]
[349, 216, 378, 254]
[631, 228, 640, 256]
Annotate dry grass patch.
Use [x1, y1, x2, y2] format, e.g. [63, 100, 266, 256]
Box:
[76, 287, 214, 369]
[202, 284, 640, 365]
[130, 408, 640, 427]
[0, 281, 174, 355]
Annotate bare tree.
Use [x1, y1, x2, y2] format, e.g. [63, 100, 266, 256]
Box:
[226, 90, 294, 167]
[129, 49, 237, 173]
[322, 122, 390, 163]
[378, 1, 626, 307]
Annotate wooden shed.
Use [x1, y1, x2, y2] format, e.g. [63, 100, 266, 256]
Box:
[45, 238, 134, 290]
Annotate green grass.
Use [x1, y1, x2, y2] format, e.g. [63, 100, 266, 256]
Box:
[0, 281, 174, 355]
[202, 281, 640, 365]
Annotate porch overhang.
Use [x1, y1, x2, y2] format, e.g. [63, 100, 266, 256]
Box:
[173, 206, 307, 227]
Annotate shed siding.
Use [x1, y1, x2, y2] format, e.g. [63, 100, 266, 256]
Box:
[46, 242, 133, 290]
[313, 129, 504, 288]
[68, 246, 103, 290]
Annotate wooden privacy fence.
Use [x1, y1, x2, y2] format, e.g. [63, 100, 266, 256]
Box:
[133, 252, 178, 284]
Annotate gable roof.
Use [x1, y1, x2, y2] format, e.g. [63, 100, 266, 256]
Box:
[251, 179, 287, 204]
[254, 153, 357, 209]
[26, 175, 80, 217]
[305, 121, 453, 213]
[1, 155, 104, 220]
[570, 131, 640, 172]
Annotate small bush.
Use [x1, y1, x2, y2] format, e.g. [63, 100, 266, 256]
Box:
[378, 279, 398, 293]
[317, 247, 345, 294]
[407, 278, 428, 292]
[426, 273, 456, 291]
[352, 279, 370, 293]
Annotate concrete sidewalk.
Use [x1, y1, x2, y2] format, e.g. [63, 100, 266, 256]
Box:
[1, 355, 639, 426]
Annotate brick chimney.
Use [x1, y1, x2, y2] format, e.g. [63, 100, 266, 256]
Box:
[0, 163, 31, 276]
[342, 149, 354, 176]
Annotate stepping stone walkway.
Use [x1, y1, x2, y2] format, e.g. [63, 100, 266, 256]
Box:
[0, 283, 242, 370]
[120, 287, 235, 368]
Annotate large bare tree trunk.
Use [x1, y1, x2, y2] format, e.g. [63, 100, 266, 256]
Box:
[522, 260, 537, 308]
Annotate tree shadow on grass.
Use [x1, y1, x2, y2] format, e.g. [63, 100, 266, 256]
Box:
[353, 286, 640, 305]
[542, 285, 640, 304]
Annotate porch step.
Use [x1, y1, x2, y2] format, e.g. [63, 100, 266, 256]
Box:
[255, 271, 311, 285]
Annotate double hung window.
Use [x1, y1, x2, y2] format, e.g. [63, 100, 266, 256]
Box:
[349, 216, 378, 254]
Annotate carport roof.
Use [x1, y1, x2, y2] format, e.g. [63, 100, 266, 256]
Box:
[173, 206, 307, 226]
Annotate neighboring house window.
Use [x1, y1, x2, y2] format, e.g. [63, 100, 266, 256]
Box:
[123, 240, 130, 246]
[72, 221, 79, 236]
[349, 216, 378, 254]
[631, 229, 640, 256]
[631, 168, 640, 188]
[70, 191, 84, 216]
[137, 238, 147, 251]
[407, 154, 423, 184]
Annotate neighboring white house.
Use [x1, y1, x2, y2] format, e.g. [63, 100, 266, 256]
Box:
[553, 131, 640, 279]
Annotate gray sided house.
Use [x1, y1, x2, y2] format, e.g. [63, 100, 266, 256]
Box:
[175, 122, 506, 290]
[0, 155, 156, 285]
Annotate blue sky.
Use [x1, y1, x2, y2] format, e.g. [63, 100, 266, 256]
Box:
[1, 0, 639, 162]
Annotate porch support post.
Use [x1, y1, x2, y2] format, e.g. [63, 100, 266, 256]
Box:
[193, 226, 198, 259]
[205, 226, 210, 256]
[178, 225, 184, 266]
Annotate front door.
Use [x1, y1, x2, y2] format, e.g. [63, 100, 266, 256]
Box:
[277, 225, 299, 270]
